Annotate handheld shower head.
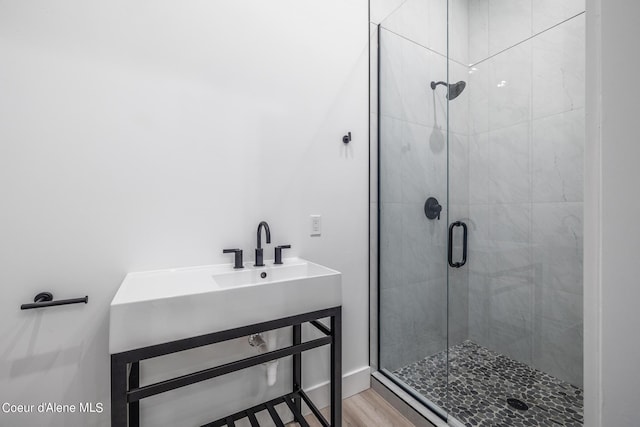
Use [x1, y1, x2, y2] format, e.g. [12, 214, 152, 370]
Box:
[430, 80, 467, 100]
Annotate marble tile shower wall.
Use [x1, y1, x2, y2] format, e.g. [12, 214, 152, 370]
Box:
[379, 5, 471, 370]
[466, 2, 585, 387]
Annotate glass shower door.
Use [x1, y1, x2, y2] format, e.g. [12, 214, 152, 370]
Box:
[377, 13, 452, 417]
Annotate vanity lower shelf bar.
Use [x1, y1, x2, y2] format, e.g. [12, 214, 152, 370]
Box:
[298, 389, 330, 427]
[202, 390, 327, 427]
[127, 336, 332, 402]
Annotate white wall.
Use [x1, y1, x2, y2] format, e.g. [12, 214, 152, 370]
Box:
[0, 1, 370, 426]
[585, 0, 640, 425]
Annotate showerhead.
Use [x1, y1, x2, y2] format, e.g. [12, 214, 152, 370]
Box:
[447, 81, 466, 100]
[430, 80, 467, 100]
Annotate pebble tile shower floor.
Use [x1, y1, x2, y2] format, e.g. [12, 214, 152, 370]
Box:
[392, 341, 583, 426]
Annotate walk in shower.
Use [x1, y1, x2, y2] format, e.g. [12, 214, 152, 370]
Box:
[371, 1, 584, 425]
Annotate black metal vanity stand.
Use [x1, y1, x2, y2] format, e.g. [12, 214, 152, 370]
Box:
[111, 306, 342, 427]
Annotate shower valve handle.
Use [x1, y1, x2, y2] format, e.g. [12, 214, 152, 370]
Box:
[424, 197, 442, 220]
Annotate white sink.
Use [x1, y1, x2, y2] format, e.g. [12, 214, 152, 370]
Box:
[109, 258, 342, 354]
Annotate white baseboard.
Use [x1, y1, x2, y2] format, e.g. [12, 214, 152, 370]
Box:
[302, 366, 371, 413]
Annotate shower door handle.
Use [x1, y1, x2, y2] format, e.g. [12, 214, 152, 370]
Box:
[448, 221, 468, 268]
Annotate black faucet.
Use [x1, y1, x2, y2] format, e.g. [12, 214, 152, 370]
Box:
[255, 221, 271, 267]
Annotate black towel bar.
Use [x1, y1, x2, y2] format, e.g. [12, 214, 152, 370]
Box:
[20, 292, 88, 310]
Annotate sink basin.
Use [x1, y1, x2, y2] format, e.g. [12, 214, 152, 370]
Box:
[109, 258, 342, 354]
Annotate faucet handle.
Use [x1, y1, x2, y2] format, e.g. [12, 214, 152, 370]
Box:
[223, 248, 244, 269]
[274, 245, 291, 265]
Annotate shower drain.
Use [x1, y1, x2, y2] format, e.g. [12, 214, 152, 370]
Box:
[507, 398, 529, 411]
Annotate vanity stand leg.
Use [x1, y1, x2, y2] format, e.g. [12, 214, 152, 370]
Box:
[331, 308, 342, 427]
[293, 324, 302, 414]
[129, 362, 140, 427]
[111, 355, 128, 427]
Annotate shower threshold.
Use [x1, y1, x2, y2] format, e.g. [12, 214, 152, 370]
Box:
[392, 341, 583, 427]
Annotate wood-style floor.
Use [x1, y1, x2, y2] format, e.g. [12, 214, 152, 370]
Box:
[287, 388, 414, 427]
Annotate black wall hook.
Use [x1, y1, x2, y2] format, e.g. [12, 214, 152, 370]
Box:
[342, 132, 351, 144]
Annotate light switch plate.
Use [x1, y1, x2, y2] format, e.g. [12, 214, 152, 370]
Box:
[310, 215, 321, 236]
